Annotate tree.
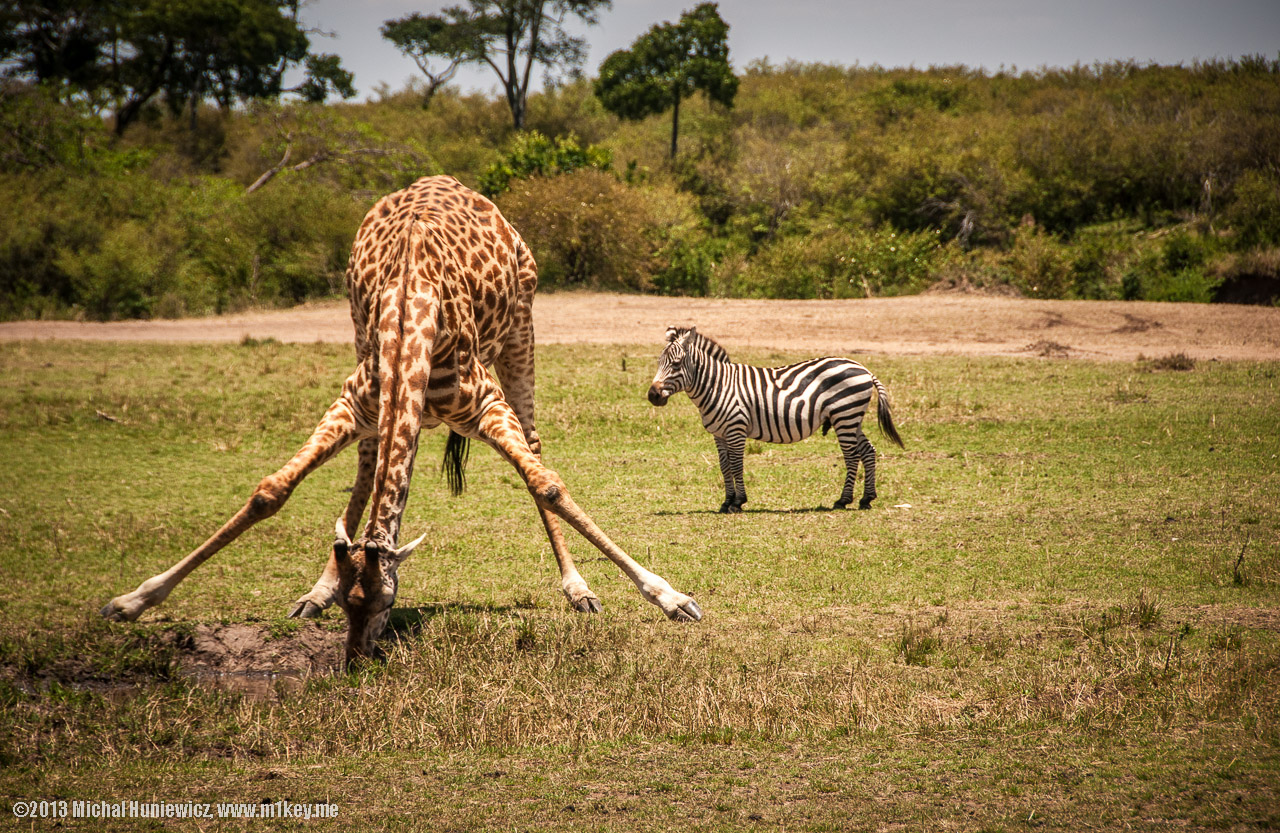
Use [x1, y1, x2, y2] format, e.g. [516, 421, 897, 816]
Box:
[381, 0, 611, 129]
[594, 3, 736, 158]
[380, 11, 473, 108]
[0, 0, 355, 135]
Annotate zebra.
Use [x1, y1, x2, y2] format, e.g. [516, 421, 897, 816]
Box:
[647, 326, 904, 513]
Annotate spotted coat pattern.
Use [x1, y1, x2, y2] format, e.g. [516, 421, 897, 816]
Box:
[102, 177, 702, 665]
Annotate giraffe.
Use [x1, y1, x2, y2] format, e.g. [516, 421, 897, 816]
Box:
[100, 176, 702, 664]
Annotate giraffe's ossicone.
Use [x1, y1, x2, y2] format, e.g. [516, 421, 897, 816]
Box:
[101, 177, 701, 666]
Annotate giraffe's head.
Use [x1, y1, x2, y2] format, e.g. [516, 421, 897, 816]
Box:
[331, 519, 425, 667]
[648, 326, 695, 406]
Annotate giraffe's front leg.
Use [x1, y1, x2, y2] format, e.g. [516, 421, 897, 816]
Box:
[492, 328, 601, 615]
[539, 509, 602, 614]
[290, 436, 379, 619]
[101, 383, 365, 622]
[475, 402, 701, 622]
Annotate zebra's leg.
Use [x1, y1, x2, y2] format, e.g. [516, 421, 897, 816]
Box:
[713, 436, 737, 513]
[720, 434, 747, 513]
[857, 429, 880, 510]
[832, 421, 872, 509]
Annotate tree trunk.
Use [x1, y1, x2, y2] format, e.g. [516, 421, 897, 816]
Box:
[669, 88, 680, 158]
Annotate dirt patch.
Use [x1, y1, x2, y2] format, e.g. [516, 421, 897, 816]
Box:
[171, 622, 341, 675]
[3, 292, 1279, 362]
[1026, 339, 1072, 358]
[1113, 312, 1162, 334]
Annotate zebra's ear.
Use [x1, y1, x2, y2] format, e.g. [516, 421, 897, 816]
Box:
[665, 326, 679, 343]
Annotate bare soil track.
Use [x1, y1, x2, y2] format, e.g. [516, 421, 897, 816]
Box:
[3, 291, 1279, 361]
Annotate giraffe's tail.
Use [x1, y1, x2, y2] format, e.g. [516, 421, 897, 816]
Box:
[442, 430, 469, 496]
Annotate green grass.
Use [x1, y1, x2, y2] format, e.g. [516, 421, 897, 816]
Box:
[0, 340, 1278, 830]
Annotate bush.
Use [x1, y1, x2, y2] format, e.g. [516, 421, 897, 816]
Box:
[1120, 230, 1222, 303]
[1223, 170, 1280, 249]
[496, 170, 705, 292]
[730, 224, 945, 299]
[1006, 224, 1073, 298]
[477, 132, 612, 198]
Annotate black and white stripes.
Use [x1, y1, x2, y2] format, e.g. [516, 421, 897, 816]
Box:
[648, 326, 904, 512]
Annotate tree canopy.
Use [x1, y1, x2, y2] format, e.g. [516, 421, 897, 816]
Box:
[0, 0, 355, 134]
[381, 11, 475, 108]
[594, 2, 737, 157]
[381, 0, 611, 128]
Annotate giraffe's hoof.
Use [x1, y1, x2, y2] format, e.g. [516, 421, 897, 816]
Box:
[100, 597, 140, 622]
[288, 600, 325, 619]
[570, 595, 603, 614]
[667, 598, 703, 623]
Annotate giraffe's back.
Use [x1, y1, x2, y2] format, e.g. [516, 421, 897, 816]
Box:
[345, 176, 533, 365]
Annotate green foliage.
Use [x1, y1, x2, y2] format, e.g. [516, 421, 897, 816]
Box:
[595, 2, 737, 156]
[380, 11, 473, 107]
[380, 0, 613, 128]
[1224, 169, 1280, 249]
[1, 0, 354, 135]
[477, 131, 612, 197]
[731, 224, 946, 299]
[1121, 230, 1223, 303]
[5, 56, 1280, 317]
[495, 169, 705, 291]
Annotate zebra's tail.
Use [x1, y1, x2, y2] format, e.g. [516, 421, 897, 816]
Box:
[873, 376, 905, 449]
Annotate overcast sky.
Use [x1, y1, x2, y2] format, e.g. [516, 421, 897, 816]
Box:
[296, 0, 1280, 101]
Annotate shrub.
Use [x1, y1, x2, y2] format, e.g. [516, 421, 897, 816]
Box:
[1121, 230, 1222, 303]
[1006, 224, 1073, 298]
[477, 131, 612, 198]
[731, 224, 945, 299]
[496, 170, 704, 292]
[1223, 170, 1280, 249]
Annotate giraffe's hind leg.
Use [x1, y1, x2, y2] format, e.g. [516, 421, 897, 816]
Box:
[101, 369, 369, 622]
[493, 307, 602, 613]
[289, 436, 378, 619]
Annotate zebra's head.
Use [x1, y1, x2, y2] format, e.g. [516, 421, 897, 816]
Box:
[648, 326, 696, 406]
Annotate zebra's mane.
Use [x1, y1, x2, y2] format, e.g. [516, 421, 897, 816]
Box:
[670, 326, 731, 363]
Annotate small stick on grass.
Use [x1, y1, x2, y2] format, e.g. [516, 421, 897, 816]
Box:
[1233, 534, 1251, 586]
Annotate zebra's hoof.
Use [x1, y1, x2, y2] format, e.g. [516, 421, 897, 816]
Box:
[833, 498, 852, 509]
[858, 498, 873, 510]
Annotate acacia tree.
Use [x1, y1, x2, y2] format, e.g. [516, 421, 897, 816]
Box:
[381, 0, 611, 128]
[0, 0, 355, 135]
[594, 2, 736, 158]
[381, 11, 473, 108]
